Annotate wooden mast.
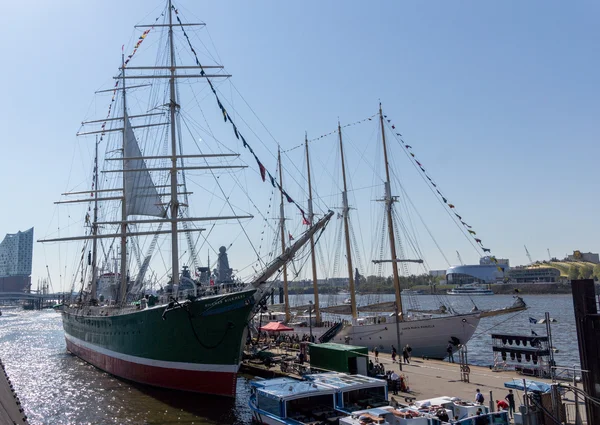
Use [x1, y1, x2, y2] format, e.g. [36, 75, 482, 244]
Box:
[338, 121, 357, 320]
[90, 136, 99, 300]
[168, 0, 181, 294]
[118, 51, 129, 304]
[305, 133, 321, 324]
[378, 103, 403, 319]
[278, 147, 291, 322]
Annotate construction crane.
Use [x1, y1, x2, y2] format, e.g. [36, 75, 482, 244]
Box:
[547, 248, 552, 261]
[456, 251, 464, 265]
[524, 245, 533, 264]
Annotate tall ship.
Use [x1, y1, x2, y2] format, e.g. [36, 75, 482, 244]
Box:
[326, 105, 481, 359]
[39, 1, 331, 397]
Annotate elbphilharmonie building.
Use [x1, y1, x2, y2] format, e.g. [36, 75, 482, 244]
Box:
[0, 228, 33, 292]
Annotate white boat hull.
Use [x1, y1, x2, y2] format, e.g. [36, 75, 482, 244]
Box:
[331, 313, 480, 359]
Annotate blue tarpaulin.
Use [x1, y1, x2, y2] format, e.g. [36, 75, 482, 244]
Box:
[504, 379, 551, 393]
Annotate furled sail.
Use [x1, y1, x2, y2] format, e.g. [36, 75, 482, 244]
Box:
[123, 118, 165, 217]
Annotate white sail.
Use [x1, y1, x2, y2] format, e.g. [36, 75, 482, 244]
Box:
[123, 118, 165, 217]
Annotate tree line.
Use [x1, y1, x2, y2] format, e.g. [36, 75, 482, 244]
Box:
[567, 264, 600, 281]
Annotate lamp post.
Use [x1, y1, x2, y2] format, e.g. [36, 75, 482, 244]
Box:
[309, 300, 313, 342]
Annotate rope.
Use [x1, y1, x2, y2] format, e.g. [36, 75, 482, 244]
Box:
[164, 296, 237, 350]
[470, 309, 529, 340]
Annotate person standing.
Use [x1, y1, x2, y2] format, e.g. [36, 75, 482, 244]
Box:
[391, 345, 397, 363]
[475, 388, 484, 405]
[505, 389, 515, 418]
[374, 347, 379, 362]
[390, 371, 399, 395]
[447, 343, 454, 363]
[402, 345, 410, 364]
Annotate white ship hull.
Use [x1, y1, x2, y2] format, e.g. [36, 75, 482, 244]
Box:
[331, 313, 481, 359]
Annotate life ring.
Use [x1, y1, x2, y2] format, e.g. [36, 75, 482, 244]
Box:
[461, 365, 471, 374]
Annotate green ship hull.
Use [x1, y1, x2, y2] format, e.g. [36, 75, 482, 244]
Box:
[63, 289, 255, 397]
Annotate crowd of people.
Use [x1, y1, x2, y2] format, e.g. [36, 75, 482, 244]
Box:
[251, 332, 317, 346]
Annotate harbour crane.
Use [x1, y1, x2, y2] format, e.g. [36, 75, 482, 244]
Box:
[524, 245, 533, 264]
[547, 248, 552, 261]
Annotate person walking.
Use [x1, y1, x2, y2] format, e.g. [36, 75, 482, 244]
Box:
[391, 346, 397, 363]
[402, 345, 410, 364]
[447, 343, 454, 363]
[505, 389, 515, 419]
[374, 347, 379, 362]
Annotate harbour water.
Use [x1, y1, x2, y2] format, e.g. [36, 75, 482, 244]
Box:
[0, 294, 578, 424]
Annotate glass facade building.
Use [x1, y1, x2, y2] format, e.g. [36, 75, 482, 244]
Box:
[0, 228, 33, 292]
[0, 228, 33, 276]
[446, 264, 506, 285]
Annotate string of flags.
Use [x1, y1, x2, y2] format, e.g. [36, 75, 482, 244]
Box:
[86, 10, 165, 205]
[283, 113, 378, 153]
[96, 12, 163, 145]
[172, 4, 311, 226]
[382, 111, 502, 271]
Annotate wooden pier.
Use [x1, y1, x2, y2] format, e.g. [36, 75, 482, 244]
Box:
[0, 359, 28, 424]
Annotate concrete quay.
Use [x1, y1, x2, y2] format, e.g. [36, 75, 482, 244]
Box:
[372, 351, 542, 404]
[0, 359, 28, 424]
[246, 347, 549, 404]
[243, 347, 586, 423]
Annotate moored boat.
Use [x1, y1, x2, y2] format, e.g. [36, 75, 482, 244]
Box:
[39, 0, 333, 398]
[305, 372, 388, 413]
[63, 290, 255, 396]
[331, 313, 480, 359]
[325, 104, 481, 359]
[249, 377, 341, 424]
[447, 284, 494, 296]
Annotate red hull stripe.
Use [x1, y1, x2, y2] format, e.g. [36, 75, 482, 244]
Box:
[66, 335, 238, 397]
[65, 333, 238, 372]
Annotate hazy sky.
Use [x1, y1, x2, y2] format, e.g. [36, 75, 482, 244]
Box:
[0, 1, 598, 291]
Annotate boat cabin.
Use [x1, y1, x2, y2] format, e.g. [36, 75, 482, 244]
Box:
[250, 377, 340, 424]
[306, 372, 388, 413]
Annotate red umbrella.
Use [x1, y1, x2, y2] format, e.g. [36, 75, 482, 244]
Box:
[259, 321, 294, 332]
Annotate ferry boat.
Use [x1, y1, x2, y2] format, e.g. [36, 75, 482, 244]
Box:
[250, 373, 389, 424]
[305, 373, 388, 413]
[249, 377, 341, 424]
[447, 284, 494, 296]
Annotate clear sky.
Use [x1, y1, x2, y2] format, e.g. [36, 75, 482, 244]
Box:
[0, 1, 598, 291]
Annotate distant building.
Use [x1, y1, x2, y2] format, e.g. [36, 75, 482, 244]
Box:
[0, 227, 34, 293]
[445, 256, 508, 285]
[446, 264, 506, 285]
[567, 250, 599, 264]
[428, 270, 446, 278]
[506, 267, 561, 283]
